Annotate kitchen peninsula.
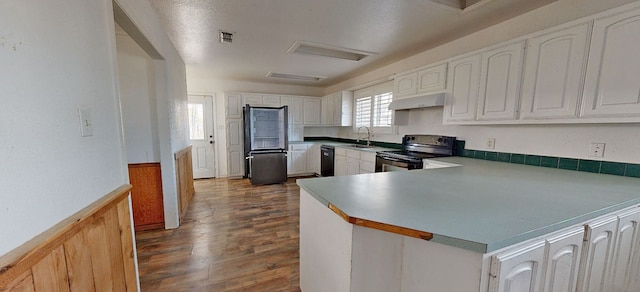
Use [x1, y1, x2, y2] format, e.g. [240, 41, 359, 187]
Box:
[298, 157, 640, 292]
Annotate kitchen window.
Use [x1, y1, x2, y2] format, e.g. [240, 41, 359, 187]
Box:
[353, 81, 395, 134]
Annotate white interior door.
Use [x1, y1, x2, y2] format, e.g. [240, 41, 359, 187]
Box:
[188, 95, 216, 179]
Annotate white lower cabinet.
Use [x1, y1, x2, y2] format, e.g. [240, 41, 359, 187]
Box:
[334, 148, 377, 176]
[307, 144, 321, 175]
[578, 215, 618, 292]
[541, 226, 584, 292]
[610, 207, 640, 292]
[489, 239, 546, 292]
[287, 143, 320, 177]
[488, 206, 640, 292]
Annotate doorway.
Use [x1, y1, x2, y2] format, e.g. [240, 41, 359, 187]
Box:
[188, 95, 216, 179]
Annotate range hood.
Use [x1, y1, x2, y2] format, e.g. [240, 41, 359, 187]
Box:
[388, 93, 445, 110]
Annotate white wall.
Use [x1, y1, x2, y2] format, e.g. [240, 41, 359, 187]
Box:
[188, 77, 323, 177]
[0, 1, 128, 255]
[0, 0, 189, 256]
[331, 0, 640, 164]
[115, 0, 190, 229]
[116, 27, 160, 163]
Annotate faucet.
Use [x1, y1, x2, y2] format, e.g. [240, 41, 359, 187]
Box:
[357, 126, 371, 146]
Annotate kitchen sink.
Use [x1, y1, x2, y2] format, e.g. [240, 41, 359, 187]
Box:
[350, 144, 373, 148]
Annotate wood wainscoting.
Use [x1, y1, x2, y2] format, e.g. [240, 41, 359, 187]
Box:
[175, 145, 195, 219]
[0, 185, 136, 291]
[128, 163, 164, 231]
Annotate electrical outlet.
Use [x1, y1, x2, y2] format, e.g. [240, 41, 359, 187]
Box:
[486, 138, 496, 150]
[589, 143, 605, 157]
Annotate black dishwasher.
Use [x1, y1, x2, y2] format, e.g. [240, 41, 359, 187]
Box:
[320, 145, 334, 177]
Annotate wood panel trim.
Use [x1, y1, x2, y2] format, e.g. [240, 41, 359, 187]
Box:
[328, 203, 433, 241]
[174, 145, 192, 160]
[128, 163, 164, 231]
[0, 184, 133, 289]
[175, 145, 195, 220]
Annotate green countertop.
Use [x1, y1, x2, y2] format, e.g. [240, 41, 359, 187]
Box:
[297, 157, 640, 253]
[289, 140, 393, 152]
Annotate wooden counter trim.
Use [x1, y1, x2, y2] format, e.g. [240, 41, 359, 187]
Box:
[328, 203, 433, 241]
[0, 184, 136, 290]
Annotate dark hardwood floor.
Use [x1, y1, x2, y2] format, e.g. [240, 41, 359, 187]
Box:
[135, 178, 303, 291]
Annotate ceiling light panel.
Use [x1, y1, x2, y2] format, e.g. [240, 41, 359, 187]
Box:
[287, 41, 376, 61]
[266, 72, 326, 82]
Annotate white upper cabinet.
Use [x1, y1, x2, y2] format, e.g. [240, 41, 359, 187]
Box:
[242, 93, 263, 106]
[444, 54, 481, 122]
[394, 63, 447, 99]
[290, 97, 304, 125]
[476, 41, 525, 121]
[226, 93, 243, 119]
[417, 63, 447, 94]
[321, 91, 353, 126]
[303, 98, 321, 125]
[582, 9, 640, 117]
[262, 95, 281, 107]
[394, 73, 418, 97]
[520, 23, 591, 120]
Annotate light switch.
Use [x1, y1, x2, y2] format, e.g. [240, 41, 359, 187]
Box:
[79, 108, 93, 137]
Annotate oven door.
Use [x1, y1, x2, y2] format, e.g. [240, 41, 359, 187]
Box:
[375, 155, 412, 172]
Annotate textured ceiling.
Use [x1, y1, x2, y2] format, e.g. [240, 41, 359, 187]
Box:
[148, 0, 557, 87]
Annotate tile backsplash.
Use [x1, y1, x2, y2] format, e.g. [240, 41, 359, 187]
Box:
[455, 140, 640, 178]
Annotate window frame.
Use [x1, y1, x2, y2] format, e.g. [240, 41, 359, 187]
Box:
[352, 81, 396, 134]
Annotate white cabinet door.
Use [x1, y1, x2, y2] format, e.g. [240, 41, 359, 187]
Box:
[307, 144, 320, 175]
[288, 144, 308, 175]
[582, 9, 640, 117]
[226, 119, 243, 148]
[289, 125, 304, 142]
[477, 41, 525, 121]
[303, 98, 321, 125]
[290, 97, 304, 125]
[242, 94, 263, 106]
[520, 23, 591, 120]
[444, 54, 481, 122]
[489, 239, 546, 292]
[228, 147, 244, 177]
[541, 226, 584, 292]
[394, 72, 418, 98]
[290, 151, 307, 174]
[321, 95, 335, 125]
[262, 95, 281, 107]
[226, 93, 243, 119]
[578, 215, 618, 292]
[335, 155, 347, 176]
[417, 63, 447, 94]
[226, 119, 244, 177]
[610, 207, 640, 292]
[345, 157, 360, 176]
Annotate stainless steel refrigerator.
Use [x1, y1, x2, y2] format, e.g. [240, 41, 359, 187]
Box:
[243, 105, 288, 185]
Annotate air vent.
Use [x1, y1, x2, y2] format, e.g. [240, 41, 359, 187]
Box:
[219, 31, 233, 43]
[287, 41, 376, 61]
[266, 72, 326, 82]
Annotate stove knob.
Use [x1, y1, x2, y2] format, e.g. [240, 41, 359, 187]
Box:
[437, 138, 443, 142]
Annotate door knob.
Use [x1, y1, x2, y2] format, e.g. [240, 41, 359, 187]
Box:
[210, 141, 214, 144]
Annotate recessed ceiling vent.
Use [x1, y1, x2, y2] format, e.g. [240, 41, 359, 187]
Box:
[219, 31, 233, 43]
[266, 72, 326, 82]
[287, 41, 376, 61]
